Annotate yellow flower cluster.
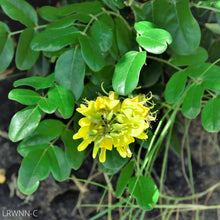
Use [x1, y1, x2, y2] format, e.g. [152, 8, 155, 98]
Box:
[73, 91, 156, 163]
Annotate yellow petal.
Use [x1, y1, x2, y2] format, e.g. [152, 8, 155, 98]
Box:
[73, 132, 81, 139]
[79, 117, 91, 127]
[116, 146, 127, 158]
[77, 126, 90, 138]
[99, 138, 112, 150]
[113, 133, 134, 147]
[136, 132, 148, 139]
[125, 145, 132, 157]
[0, 169, 6, 184]
[99, 148, 106, 163]
[77, 139, 91, 151]
[77, 104, 88, 114]
[105, 99, 120, 110]
[92, 145, 99, 159]
[109, 91, 119, 100]
[95, 97, 106, 110]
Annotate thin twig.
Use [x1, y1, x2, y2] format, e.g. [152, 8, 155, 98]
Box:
[181, 120, 192, 190]
[0, 130, 9, 140]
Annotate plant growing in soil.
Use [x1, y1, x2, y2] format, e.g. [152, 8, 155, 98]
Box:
[0, 0, 220, 219]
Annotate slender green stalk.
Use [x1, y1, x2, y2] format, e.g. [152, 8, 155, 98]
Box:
[80, 203, 220, 211]
[199, 58, 220, 79]
[185, 123, 195, 197]
[9, 24, 47, 36]
[89, 199, 129, 220]
[82, 8, 129, 34]
[103, 174, 114, 220]
[191, 2, 220, 13]
[160, 125, 174, 219]
[97, 174, 114, 212]
[69, 177, 109, 191]
[147, 55, 182, 71]
[133, 209, 142, 220]
[160, 181, 220, 201]
[120, 207, 133, 220]
[145, 107, 178, 175]
[163, 200, 179, 220]
[125, 103, 179, 210]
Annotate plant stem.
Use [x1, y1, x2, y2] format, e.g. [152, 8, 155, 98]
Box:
[147, 55, 182, 71]
[9, 24, 48, 36]
[160, 181, 220, 201]
[191, 2, 220, 13]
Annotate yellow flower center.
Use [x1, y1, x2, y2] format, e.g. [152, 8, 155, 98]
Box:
[73, 91, 156, 163]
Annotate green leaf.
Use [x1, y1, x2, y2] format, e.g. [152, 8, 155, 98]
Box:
[0, 22, 9, 54]
[29, 53, 50, 76]
[136, 28, 172, 54]
[18, 119, 64, 149]
[205, 23, 220, 35]
[99, 147, 130, 174]
[91, 65, 114, 86]
[43, 48, 69, 60]
[170, 130, 181, 157]
[38, 97, 57, 114]
[18, 149, 50, 195]
[91, 18, 113, 52]
[112, 51, 146, 95]
[55, 47, 85, 100]
[110, 26, 119, 60]
[115, 17, 132, 55]
[134, 21, 155, 34]
[153, 0, 201, 55]
[8, 89, 41, 105]
[47, 15, 76, 30]
[131, 2, 153, 22]
[15, 28, 40, 70]
[58, 1, 103, 18]
[181, 84, 204, 119]
[0, 36, 14, 73]
[128, 176, 159, 210]
[9, 106, 41, 142]
[62, 129, 85, 170]
[171, 47, 208, 66]
[201, 96, 220, 132]
[82, 82, 103, 100]
[164, 71, 187, 104]
[102, 0, 125, 10]
[31, 26, 79, 52]
[48, 85, 75, 119]
[185, 63, 220, 93]
[0, 0, 37, 27]
[79, 34, 105, 72]
[116, 161, 135, 198]
[18, 143, 49, 157]
[214, 1, 220, 8]
[209, 40, 220, 63]
[139, 61, 162, 88]
[13, 74, 54, 90]
[38, 6, 60, 22]
[48, 146, 71, 181]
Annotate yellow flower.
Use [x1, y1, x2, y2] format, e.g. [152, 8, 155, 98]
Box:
[73, 91, 156, 163]
[0, 169, 6, 184]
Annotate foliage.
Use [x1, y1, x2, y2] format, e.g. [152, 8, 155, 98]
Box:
[1, 0, 220, 218]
